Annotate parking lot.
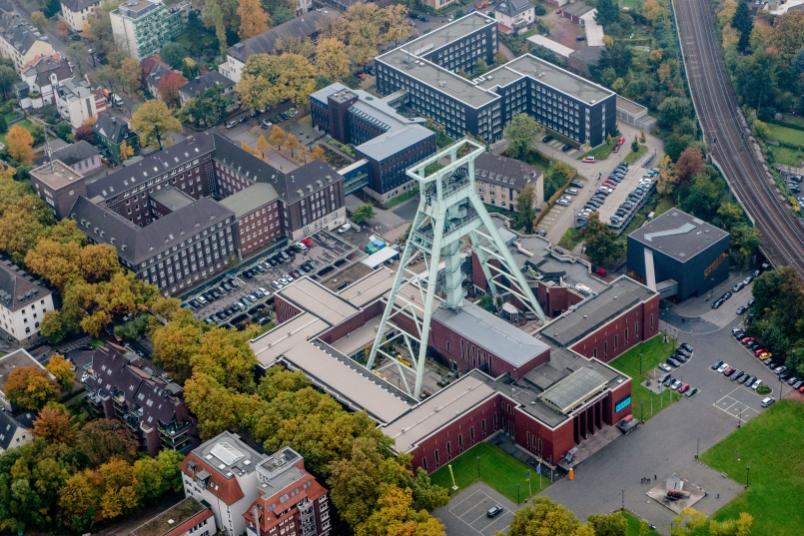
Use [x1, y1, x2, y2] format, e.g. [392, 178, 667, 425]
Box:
[183, 231, 356, 328]
[713, 388, 760, 423]
[435, 483, 516, 536]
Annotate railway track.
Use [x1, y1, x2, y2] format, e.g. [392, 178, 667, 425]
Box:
[672, 0, 804, 275]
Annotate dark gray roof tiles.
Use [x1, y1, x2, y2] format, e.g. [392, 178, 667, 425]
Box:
[475, 152, 542, 190]
[52, 140, 100, 166]
[94, 113, 131, 144]
[227, 10, 339, 62]
[496, 0, 533, 18]
[60, 0, 101, 12]
[0, 410, 29, 450]
[179, 71, 234, 99]
[0, 259, 48, 311]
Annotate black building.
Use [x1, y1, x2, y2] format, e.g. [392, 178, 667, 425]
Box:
[627, 208, 730, 300]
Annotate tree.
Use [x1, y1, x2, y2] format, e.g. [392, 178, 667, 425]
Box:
[658, 97, 692, 131]
[316, 37, 350, 81]
[588, 512, 628, 536]
[283, 132, 302, 158]
[0, 64, 18, 99]
[731, 1, 753, 53]
[671, 508, 752, 536]
[675, 146, 705, 184]
[599, 41, 632, 77]
[656, 154, 678, 196]
[133, 449, 183, 503]
[356, 485, 446, 536]
[179, 85, 234, 127]
[160, 42, 188, 69]
[504, 113, 541, 159]
[97, 458, 139, 520]
[595, 0, 620, 27]
[6, 125, 35, 165]
[269, 124, 286, 148]
[24, 238, 82, 290]
[157, 71, 187, 108]
[508, 496, 594, 536]
[310, 145, 327, 162]
[74, 419, 138, 468]
[46, 354, 75, 390]
[584, 213, 624, 269]
[351, 203, 375, 224]
[191, 327, 258, 392]
[410, 467, 449, 511]
[131, 100, 182, 149]
[3, 367, 60, 412]
[336, 3, 410, 65]
[515, 184, 536, 233]
[118, 57, 142, 94]
[183, 372, 259, 438]
[33, 404, 77, 444]
[729, 224, 759, 269]
[151, 309, 203, 382]
[680, 170, 725, 221]
[735, 51, 779, 115]
[201, 0, 240, 55]
[59, 471, 101, 533]
[236, 53, 317, 109]
[237, 0, 270, 39]
[119, 141, 135, 160]
[768, 11, 804, 68]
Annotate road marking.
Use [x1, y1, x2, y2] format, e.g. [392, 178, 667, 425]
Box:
[448, 489, 485, 514]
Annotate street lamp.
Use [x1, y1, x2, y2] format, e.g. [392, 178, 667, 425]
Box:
[476, 455, 480, 478]
[516, 483, 521, 504]
[745, 466, 750, 487]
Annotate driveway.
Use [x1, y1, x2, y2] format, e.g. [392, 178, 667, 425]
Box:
[434, 483, 517, 536]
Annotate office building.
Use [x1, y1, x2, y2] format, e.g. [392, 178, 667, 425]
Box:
[310, 83, 436, 201]
[30, 160, 87, 219]
[0, 261, 54, 346]
[218, 183, 282, 259]
[375, 12, 616, 146]
[627, 208, 730, 300]
[110, 0, 189, 60]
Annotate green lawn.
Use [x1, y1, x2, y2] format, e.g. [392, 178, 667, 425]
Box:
[582, 142, 615, 161]
[769, 145, 803, 167]
[430, 442, 550, 503]
[622, 510, 659, 535]
[700, 401, 804, 536]
[609, 336, 680, 422]
[558, 227, 584, 250]
[765, 122, 804, 147]
[779, 114, 804, 129]
[620, 0, 642, 9]
[624, 144, 649, 165]
[383, 187, 419, 209]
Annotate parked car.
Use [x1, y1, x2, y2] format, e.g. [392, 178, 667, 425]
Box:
[731, 370, 744, 381]
[667, 357, 681, 368]
[671, 379, 682, 390]
[723, 367, 736, 377]
[711, 360, 724, 371]
[659, 363, 673, 372]
[751, 379, 762, 390]
[487, 506, 504, 518]
[561, 144, 573, 152]
[717, 362, 729, 373]
[760, 396, 775, 408]
[684, 387, 698, 398]
[663, 375, 675, 387]
[678, 383, 690, 393]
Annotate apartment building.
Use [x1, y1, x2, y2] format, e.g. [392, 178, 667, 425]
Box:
[83, 346, 198, 455]
[20, 55, 73, 107]
[0, 260, 54, 346]
[375, 13, 617, 147]
[495, 0, 535, 34]
[60, 0, 101, 33]
[474, 152, 543, 211]
[110, 0, 189, 60]
[54, 78, 98, 128]
[0, 3, 56, 73]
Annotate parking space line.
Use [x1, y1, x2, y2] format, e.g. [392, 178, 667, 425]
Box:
[448, 490, 484, 514]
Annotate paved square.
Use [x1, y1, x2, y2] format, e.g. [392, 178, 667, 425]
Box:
[435, 483, 517, 536]
[714, 388, 760, 422]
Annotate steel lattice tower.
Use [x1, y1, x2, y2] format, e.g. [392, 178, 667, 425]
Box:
[367, 139, 546, 398]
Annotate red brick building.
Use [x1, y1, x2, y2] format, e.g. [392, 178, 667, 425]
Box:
[219, 183, 283, 258]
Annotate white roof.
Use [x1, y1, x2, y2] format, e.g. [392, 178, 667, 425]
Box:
[278, 277, 358, 325]
[250, 313, 329, 366]
[361, 246, 400, 270]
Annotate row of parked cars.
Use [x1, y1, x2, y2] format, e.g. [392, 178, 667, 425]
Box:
[556, 179, 585, 207]
[575, 163, 630, 225]
[656, 343, 698, 396]
[609, 169, 658, 230]
[732, 327, 804, 393]
[711, 269, 760, 309]
[188, 277, 241, 310]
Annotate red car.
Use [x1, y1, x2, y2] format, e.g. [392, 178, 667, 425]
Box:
[754, 348, 767, 357]
[741, 336, 755, 345]
[723, 367, 736, 377]
[678, 383, 690, 393]
[799, 385, 804, 394]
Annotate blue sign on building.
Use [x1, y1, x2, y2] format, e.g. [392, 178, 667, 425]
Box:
[615, 396, 632, 413]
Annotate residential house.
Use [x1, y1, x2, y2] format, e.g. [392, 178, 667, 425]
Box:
[52, 140, 103, 176]
[60, 0, 102, 33]
[20, 55, 73, 107]
[219, 9, 339, 82]
[0, 1, 56, 73]
[54, 78, 98, 128]
[560, 1, 594, 24]
[0, 261, 55, 346]
[178, 70, 234, 107]
[0, 409, 33, 453]
[474, 152, 544, 211]
[494, 0, 535, 35]
[82, 345, 199, 455]
[141, 55, 187, 102]
[110, 0, 189, 60]
[93, 112, 139, 162]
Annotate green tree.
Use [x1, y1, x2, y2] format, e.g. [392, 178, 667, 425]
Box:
[735, 51, 779, 115]
[74, 419, 138, 468]
[658, 97, 692, 131]
[731, 1, 753, 53]
[130, 100, 182, 149]
[583, 212, 624, 269]
[183, 372, 262, 438]
[504, 113, 541, 159]
[179, 85, 234, 127]
[410, 467, 450, 511]
[351, 203, 375, 224]
[508, 496, 594, 536]
[588, 512, 628, 536]
[514, 184, 536, 233]
[595, 0, 620, 27]
[160, 42, 188, 69]
[0, 64, 19, 99]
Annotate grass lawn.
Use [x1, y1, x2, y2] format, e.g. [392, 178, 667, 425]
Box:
[779, 114, 804, 129]
[700, 401, 804, 536]
[624, 144, 649, 165]
[620, 0, 642, 9]
[622, 510, 659, 535]
[383, 187, 419, 209]
[609, 336, 680, 422]
[558, 227, 584, 250]
[765, 122, 804, 147]
[769, 145, 803, 167]
[430, 442, 550, 503]
[583, 142, 615, 161]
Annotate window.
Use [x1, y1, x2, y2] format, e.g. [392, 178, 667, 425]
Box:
[434, 449, 440, 465]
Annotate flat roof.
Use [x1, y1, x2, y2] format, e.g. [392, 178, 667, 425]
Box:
[433, 301, 550, 368]
[629, 208, 729, 263]
[218, 183, 278, 217]
[339, 266, 396, 307]
[539, 366, 608, 413]
[503, 54, 614, 104]
[150, 186, 194, 212]
[283, 339, 414, 424]
[30, 160, 83, 191]
[0, 349, 45, 395]
[277, 277, 359, 326]
[191, 430, 262, 478]
[403, 12, 495, 54]
[250, 313, 329, 367]
[539, 276, 656, 346]
[382, 370, 498, 453]
[130, 498, 210, 536]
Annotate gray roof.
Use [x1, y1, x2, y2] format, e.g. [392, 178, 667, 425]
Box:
[628, 208, 730, 263]
[433, 301, 550, 368]
[93, 113, 131, 144]
[475, 152, 542, 190]
[227, 9, 339, 62]
[150, 186, 195, 212]
[539, 366, 608, 413]
[540, 277, 656, 346]
[0, 410, 30, 450]
[256, 447, 305, 495]
[191, 431, 263, 478]
[496, 0, 534, 18]
[70, 195, 234, 265]
[562, 1, 594, 17]
[355, 124, 434, 162]
[179, 71, 233, 99]
[0, 259, 49, 312]
[25, 55, 73, 87]
[218, 182, 278, 218]
[399, 12, 495, 56]
[52, 140, 100, 166]
[60, 0, 101, 12]
[0, 15, 41, 55]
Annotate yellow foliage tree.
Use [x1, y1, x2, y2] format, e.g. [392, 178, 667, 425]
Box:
[316, 37, 350, 81]
[47, 354, 75, 390]
[131, 100, 182, 149]
[6, 124, 35, 166]
[119, 140, 135, 160]
[237, 0, 270, 39]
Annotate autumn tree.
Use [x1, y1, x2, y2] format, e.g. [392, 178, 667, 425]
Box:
[119, 140, 135, 160]
[356, 485, 446, 536]
[656, 154, 678, 196]
[74, 419, 138, 468]
[283, 132, 302, 158]
[97, 458, 139, 520]
[183, 371, 261, 438]
[33, 404, 77, 444]
[671, 508, 752, 536]
[336, 3, 411, 65]
[675, 146, 705, 184]
[6, 124, 35, 165]
[508, 496, 595, 536]
[237, 0, 270, 39]
[236, 53, 317, 110]
[269, 124, 286, 148]
[46, 354, 75, 390]
[310, 145, 327, 162]
[118, 57, 141, 94]
[191, 326, 258, 392]
[316, 37, 350, 81]
[131, 100, 182, 149]
[588, 512, 628, 536]
[157, 70, 187, 108]
[504, 113, 541, 159]
[151, 310, 204, 382]
[59, 470, 102, 533]
[3, 367, 60, 412]
[31, 11, 47, 31]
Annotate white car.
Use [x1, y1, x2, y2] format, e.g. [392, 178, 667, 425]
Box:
[760, 396, 775, 408]
[751, 379, 762, 390]
[658, 363, 673, 373]
[716, 362, 729, 373]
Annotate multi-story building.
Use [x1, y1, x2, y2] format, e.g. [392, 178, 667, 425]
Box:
[0, 2, 56, 73]
[0, 260, 54, 346]
[83, 346, 198, 455]
[375, 12, 617, 147]
[474, 152, 543, 211]
[494, 0, 536, 34]
[52, 140, 103, 177]
[242, 447, 331, 536]
[20, 55, 73, 107]
[54, 78, 98, 128]
[310, 83, 436, 202]
[219, 9, 339, 83]
[129, 497, 217, 536]
[181, 433, 329, 536]
[110, 0, 189, 60]
[30, 159, 87, 219]
[60, 0, 102, 33]
[219, 183, 282, 259]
